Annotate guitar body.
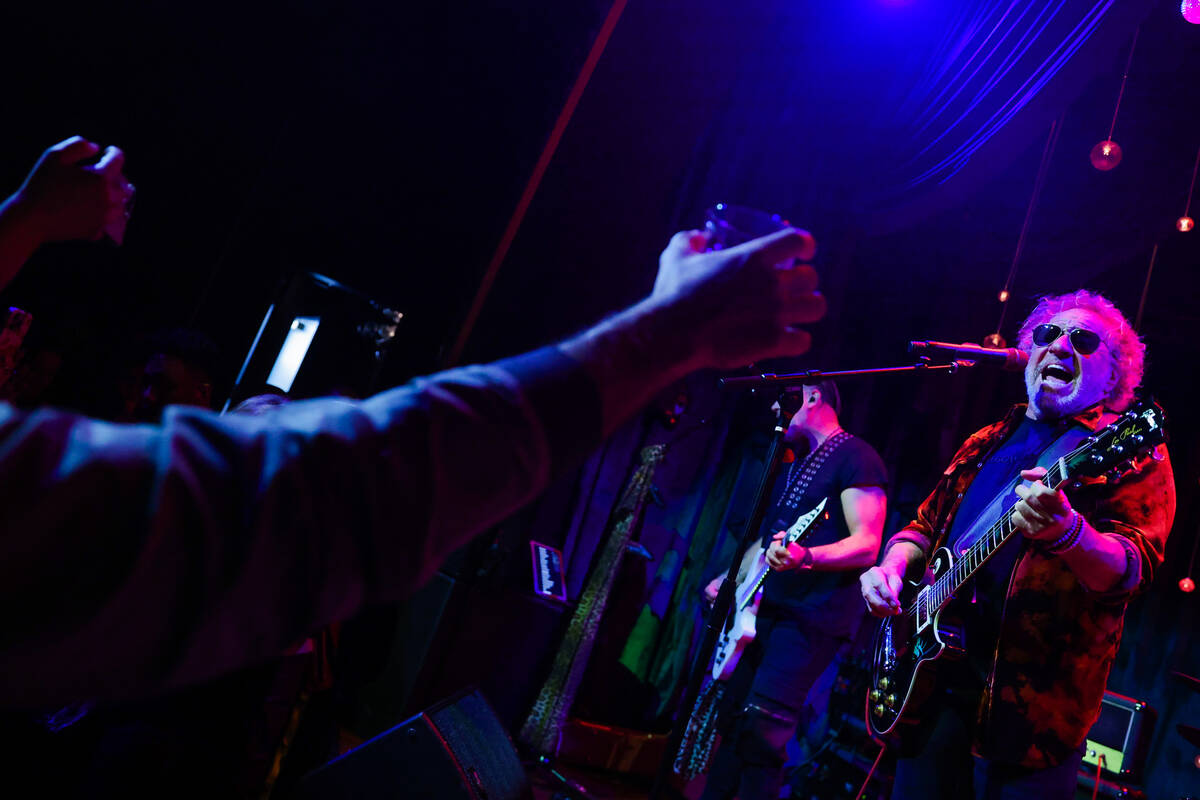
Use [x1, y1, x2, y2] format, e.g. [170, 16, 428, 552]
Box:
[711, 568, 762, 681]
[866, 547, 956, 737]
[710, 498, 829, 682]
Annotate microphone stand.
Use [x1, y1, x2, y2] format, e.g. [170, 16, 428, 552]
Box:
[648, 357, 975, 800]
[717, 357, 975, 390]
[649, 411, 789, 800]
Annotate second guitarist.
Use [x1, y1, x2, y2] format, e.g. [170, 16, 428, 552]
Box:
[700, 379, 887, 800]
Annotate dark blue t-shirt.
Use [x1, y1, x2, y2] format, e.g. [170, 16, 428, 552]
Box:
[758, 435, 888, 638]
[944, 414, 1071, 683]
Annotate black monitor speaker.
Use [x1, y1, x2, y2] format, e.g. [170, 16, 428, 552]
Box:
[294, 688, 530, 800]
[1081, 690, 1156, 783]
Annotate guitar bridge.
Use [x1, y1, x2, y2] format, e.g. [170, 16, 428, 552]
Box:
[881, 619, 896, 672]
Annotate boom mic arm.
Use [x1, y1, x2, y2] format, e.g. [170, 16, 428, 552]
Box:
[908, 340, 1028, 371]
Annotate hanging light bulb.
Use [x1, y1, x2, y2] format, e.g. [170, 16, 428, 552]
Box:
[1183, 0, 1200, 25]
[990, 120, 1061, 348]
[1180, 501, 1200, 594]
[1178, 147, 1200, 233]
[1090, 139, 1123, 171]
[982, 333, 1006, 348]
[1092, 31, 1138, 171]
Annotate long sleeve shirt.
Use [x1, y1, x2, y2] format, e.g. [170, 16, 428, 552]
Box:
[0, 348, 600, 708]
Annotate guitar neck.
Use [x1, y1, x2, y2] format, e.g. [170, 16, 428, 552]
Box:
[736, 565, 770, 611]
[923, 459, 1069, 615]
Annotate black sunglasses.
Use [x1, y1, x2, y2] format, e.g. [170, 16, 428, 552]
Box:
[1031, 323, 1103, 355]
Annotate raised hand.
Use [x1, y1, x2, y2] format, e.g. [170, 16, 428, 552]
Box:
[650, 227, 823, 370]
[9, 136, 134, 244]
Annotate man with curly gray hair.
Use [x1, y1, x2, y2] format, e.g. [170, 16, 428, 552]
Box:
[860, 291, 1174, 799]
[1016, 289, 1145, 416]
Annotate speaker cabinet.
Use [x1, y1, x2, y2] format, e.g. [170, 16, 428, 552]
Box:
[295, 689, 530, 799]
[1082, 691, 1156, 782]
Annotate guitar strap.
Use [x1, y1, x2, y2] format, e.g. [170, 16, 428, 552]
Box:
[949, 423, 1092, 555]
[777, 430, 853, 522]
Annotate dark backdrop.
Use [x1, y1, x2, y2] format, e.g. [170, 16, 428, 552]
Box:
[1, 1, 1197, 796]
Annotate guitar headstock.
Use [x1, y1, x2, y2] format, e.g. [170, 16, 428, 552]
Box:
[1066, 400, 1167, 481]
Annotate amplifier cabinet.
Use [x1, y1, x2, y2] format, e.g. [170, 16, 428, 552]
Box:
[1081, 690, 1155, 783]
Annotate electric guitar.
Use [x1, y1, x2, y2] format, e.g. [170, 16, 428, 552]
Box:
[711, 498, 831, 681]
[865, 402, 1167, 737]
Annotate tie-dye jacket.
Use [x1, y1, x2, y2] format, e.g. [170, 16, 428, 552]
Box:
[886, 404, 1175, 768]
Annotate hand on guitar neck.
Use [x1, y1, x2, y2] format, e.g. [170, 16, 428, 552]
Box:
[765, 533, 813, 571]
[1013, 466, 1140, 593]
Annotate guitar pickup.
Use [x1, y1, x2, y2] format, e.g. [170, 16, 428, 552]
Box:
[915, 586, 933, 632]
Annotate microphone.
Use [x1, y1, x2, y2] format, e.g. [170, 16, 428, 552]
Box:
[908, 340, 1028, 371]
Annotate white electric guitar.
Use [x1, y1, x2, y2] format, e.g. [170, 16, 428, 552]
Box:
[710, 498, 831, 680]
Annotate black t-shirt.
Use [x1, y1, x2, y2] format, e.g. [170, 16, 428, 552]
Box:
[758, 435, 888, 638]
[944, 414, 1072, 685]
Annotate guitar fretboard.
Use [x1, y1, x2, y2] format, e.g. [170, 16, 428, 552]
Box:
[913, 460, 1067, 621]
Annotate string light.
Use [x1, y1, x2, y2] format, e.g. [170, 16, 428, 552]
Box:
[1092, 28, 1139, 171]
[991, 118, 1062, 346]
[1181, 504, 1200, 593]
[1090, 140, 1122, 171]
[1183, 0, 1200, 25]
[1178, 145, 1200, 233]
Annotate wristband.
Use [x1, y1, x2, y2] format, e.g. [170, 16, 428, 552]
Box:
[797, 547, 815, 571]
[1045, 510, 1085, 554]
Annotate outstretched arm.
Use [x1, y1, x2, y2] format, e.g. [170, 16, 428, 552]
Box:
[0, 224, 824, 706]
